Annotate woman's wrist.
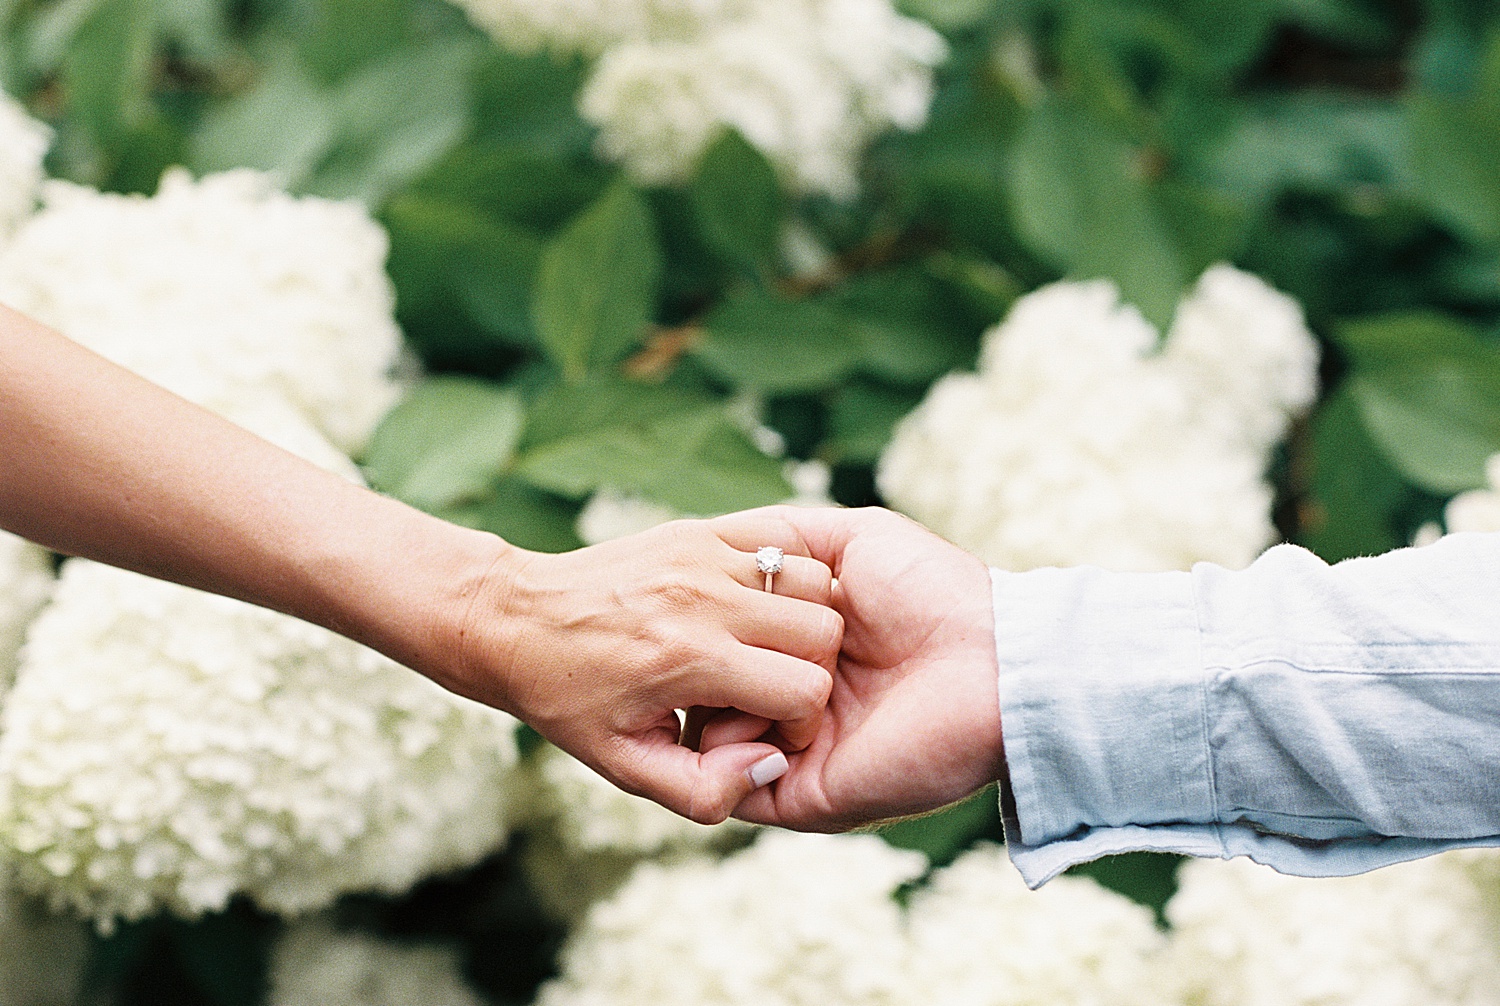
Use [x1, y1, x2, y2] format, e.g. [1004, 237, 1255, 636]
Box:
[301, 491, 523, 703]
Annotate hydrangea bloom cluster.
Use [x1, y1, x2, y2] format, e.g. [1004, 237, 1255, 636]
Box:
[529, 744, 745, 857]
[0, 92, 49, 240]
[0, 557, 521, 926]
[0, 169, 403, 453]
[444, 0, 751, 52]
[537, 831, 925, 1005]
[0, 884, 89, 1006]
[270, 919, 484, 1006]
[518, 743, 751, 921]
[879, 264, 1320, 572]
[449, 0, 946, 197]
[1166, 854, 1500, 1005]
[0, 533, 53, 689]
[902, 843, 1169, 1005]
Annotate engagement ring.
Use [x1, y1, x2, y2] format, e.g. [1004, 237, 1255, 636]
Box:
[756, 546, 784, 593]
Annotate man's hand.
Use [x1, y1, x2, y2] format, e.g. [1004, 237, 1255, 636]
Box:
[704, 506, 1004, 830]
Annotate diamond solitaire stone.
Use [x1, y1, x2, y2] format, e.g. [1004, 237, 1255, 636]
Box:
[755, 546, 785, 574]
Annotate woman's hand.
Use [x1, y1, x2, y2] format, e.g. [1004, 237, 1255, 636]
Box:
[442, 518, 842, 825]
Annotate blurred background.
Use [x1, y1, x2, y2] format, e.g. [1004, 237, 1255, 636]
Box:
[2, 0, 1500, 1003]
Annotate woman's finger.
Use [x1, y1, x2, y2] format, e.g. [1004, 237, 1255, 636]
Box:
[723, 551, 834, 606]
[677, 642, 831, 729]
[611, 726, 790, 825]
[717, 588, 842, 668]
[710, 508, 818, 558]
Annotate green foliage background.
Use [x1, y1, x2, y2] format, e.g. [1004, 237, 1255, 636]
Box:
[3, 0, 1500, 1001]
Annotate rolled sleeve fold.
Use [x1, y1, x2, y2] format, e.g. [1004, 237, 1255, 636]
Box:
[993, 534, 1500, 888]
[993, 565, 1221, 886]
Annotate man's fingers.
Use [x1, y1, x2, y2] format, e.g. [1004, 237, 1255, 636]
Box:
[712, 506, 873, 576]
[614, 732, 789, 825]
[728, 784, 779, 826]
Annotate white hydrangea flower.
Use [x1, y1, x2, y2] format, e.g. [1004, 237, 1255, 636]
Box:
[447, 0, 754, 53]
[1165, 263, 1321, 453]
[879, 265, 1320, 572]
[451, 0, 943, 197]
[1411, 521, 1445, 547]
[901, 843, 1170, 1006]
[531, 744, 747, 856]
[270, 919, 484, 1006]
[0, 92, 50, 240]
[1443, 454, 1500, 534]
[0, 883, 90, 1006]
[0, 556, 521, 927]
[0, 169, 402, 453]
[536, 831, 925, 1005]
[1165, 854, 1500, 1006]
[580, 0, 946, 198]
[0, 533, 53, 692]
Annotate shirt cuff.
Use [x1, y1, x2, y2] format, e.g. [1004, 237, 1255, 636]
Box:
[990, 565, 1217, 885]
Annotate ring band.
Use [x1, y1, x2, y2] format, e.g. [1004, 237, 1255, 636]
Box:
[756, 546, 784, 593]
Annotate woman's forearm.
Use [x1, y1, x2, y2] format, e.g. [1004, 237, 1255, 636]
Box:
[0, 304, 839, 821]
[0, 304, 503, 690]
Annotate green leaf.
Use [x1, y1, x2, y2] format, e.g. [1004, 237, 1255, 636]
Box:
[23, 0, 100, 71]
[1068, 853, 1183, 922]
[305, 40, 475, 205]
[362, 376, 525, 511]
[1408, 91, 1500, 245]
[1154, 180, 1251, 277]
[515, 406, 789, 514]
[382, 194, 543, 359]
[1203, 96, 1411, 207]
[469, 46, 592, 156]
[828, 268, 984, 384]
[1339, 313, 1500, 493]
[1008, 99, 1187, 328]
[532, 180, 663, 381]
[152, 0, 230, 63]
[1301, 387, 1408, 562]
[190, 45, 334, 184]
[826, 381, 923, 465]
[520, 377, 709, 449]
[878, 786, 1001, 868]
[60, 0, 154, 140]
[276, 0, 415, 85]
[695, 293, 862, 392]
[440, 478, 584, 554]
[690, 128, 783, 273]
[411, 143, 612, 233]
[921, 251, 1024, 325]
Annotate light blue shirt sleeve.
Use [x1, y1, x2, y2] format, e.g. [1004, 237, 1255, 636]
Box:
[993, 532, 1500, 888]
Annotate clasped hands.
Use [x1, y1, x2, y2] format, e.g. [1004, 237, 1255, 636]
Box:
[444, 506, 1006, 832]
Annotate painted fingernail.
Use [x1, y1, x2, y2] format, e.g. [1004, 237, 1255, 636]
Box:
[747, 751, 789, 788]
